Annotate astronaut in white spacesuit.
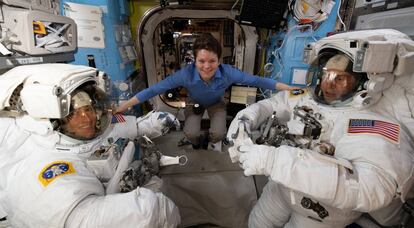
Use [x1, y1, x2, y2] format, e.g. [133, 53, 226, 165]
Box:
[0, 64, 181, 228]
[227, 29, 414, 228]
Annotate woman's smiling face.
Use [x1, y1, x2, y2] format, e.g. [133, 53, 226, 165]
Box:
[195, 49, 219, 82]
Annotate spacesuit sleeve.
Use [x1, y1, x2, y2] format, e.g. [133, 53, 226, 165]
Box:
[135, 111, 180, 139]
[267, 133, 412, 212]
[65, 187, 180, 228]
[108, 115, 140, 140]
[109, 112, 180, 140]
[0, 118, 12, 145]
[231, 92, 291, 130]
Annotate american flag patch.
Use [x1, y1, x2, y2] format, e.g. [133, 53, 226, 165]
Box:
[112, 114, 126, 123]
[348, 119, 400, 143]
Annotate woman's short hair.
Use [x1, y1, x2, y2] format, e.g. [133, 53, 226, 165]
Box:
[193, 33, 222, 59]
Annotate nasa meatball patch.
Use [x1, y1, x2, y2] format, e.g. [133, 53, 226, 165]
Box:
[38, 161, 76, 187]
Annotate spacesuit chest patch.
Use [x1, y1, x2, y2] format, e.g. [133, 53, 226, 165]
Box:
[112, 114, 126, 124]
[347, 119, 400, 143]
[38, 161, 76, 187]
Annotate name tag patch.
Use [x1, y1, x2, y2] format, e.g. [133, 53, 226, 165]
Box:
[38, 161, 76, 187]
[347, 119, 400, 143]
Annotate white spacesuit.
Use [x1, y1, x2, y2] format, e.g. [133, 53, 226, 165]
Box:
[0, 64, 181, 228]
[227, 29, 414, 228]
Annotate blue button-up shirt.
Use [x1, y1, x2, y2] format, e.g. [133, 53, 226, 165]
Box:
[135, 63, 277, 107]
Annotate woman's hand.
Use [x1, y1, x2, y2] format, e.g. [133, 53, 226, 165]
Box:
[275, 82, 301, 91]
[113, 97, 140, 114]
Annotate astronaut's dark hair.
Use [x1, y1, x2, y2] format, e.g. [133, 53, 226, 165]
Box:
[193, 33, 222, 59]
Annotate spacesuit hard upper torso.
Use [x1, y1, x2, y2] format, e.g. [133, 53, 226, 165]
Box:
[233, 90, 414, 227]
[0, 115, 177, 228]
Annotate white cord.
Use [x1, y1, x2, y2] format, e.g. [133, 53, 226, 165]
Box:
[336, 0, 347, 31]
[230, 0, 240, 18]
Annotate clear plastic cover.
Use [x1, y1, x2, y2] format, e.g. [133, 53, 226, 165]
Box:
[59, 83, 111, 140]
[306, 51, 366, 107]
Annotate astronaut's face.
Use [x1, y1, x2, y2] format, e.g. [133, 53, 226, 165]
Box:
[62, 105, 97, 139]
[195, 49, 219, 82]
[320, 69, 357, 104]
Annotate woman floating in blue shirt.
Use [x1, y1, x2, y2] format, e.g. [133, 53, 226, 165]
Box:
[115, 34, 298, 149]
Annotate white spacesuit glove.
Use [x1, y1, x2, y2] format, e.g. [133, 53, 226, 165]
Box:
[226, 115, 253, 163]
[238, 144, 277, 176]
[226, 115, 252, 141]
[137, 111, 180, 139]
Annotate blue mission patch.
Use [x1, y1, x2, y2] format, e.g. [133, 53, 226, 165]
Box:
[38, 161, 76, 187]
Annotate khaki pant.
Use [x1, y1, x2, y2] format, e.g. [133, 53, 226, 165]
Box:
[183, 98, 227, 144]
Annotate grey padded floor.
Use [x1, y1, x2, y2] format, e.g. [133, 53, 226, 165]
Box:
[153, 130, 260, 228]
